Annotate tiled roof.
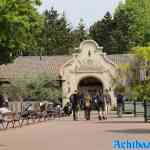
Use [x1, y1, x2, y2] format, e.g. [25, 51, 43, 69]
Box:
[107, 54, 134, 65]
[0, 56, 71, 79]
[0, 54, 134, 79]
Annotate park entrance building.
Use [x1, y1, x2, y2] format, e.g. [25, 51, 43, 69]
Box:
[60, 40, 116, 104]
[0, 40, 134, 105]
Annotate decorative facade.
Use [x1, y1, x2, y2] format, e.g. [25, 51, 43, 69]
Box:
[0, 40, 135, 105]
[60, 40, 117, 105]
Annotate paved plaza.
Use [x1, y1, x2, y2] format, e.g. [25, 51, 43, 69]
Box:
[0, 112, 150, 150]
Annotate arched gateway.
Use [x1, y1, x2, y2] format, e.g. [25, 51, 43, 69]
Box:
[78, 76, 103, 96]
[60, 40, 117, 106]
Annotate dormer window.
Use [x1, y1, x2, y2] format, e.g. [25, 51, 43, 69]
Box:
[88, 50, 91, 57]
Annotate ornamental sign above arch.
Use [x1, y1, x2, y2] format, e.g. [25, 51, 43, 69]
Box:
[60, 40, 117, 105]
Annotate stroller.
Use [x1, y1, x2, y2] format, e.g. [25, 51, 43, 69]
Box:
[63, 102, 72, 116]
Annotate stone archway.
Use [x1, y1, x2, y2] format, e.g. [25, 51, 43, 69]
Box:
[77, 76, 103, 97]
[61, 40, 117, 105]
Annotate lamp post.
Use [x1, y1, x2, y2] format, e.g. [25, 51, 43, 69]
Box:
[56, 75, 65, 106]
[56, 75, 65, 88]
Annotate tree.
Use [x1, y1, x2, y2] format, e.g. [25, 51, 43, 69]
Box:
[132, 47, 150, 101]
[113, 47, 150, 101]
[113, 64, 131, 97]
[71, 19, 88, 50]
[89, 0, 150, 54]
[89, 9, 138, 54]
[112, 6, 137, 53]
[89, 12, 115, 54]
[41, 7, 73, 55]
[0, 77, 30, 101]
[0, 0, 42, 64]
[20, 15, 44, 56]
[0, 73, 62, 102]
[116, 0, 150, 47]
[27, 74, 62, 102]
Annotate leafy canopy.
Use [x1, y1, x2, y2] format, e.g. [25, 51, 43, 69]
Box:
[0, 0, 41, 64]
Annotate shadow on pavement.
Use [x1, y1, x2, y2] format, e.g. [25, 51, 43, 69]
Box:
[0, 144, 7, 147]
[95, 120, 144, 124]
[107, 128, 150, 134]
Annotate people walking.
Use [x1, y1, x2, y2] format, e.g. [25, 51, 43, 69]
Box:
[116, 93, 124, 117]
[70, 90, 80, 121]
[93, 92, 100, 118]
[104, 89, 112, 116]
[84, 92, 92, 120]
[77, 91, 84, 118]
[96, 90, 107, 120]
[78, 91, 84, 110]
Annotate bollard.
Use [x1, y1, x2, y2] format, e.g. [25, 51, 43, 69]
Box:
[133, 101, 136, 117]
[144, 100, 147, 123]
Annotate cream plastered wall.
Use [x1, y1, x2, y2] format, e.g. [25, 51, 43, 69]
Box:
[60, 40, 117, 106]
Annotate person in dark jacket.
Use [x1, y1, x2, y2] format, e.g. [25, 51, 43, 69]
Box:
[116, 93, 124, 117]
[98, 91, 107, 120]
[94, 91, 106, 120]
[0, 95, 5, 108]
[70, 90, 80, 121]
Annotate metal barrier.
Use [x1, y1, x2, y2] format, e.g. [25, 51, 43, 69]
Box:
[0, 101, 65, 130]
[123, 101, 144, 116]
[144, 101, 150, 123]
[123, 100, 150, 123]
[123, 101, 134, 114]
[133, 101, 144, 117]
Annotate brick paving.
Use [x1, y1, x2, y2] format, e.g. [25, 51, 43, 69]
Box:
[0, 112, 149, 150]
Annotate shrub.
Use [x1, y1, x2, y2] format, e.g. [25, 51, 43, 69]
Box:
[0, 73, 62, 103]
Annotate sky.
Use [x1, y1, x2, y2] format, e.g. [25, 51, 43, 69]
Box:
[39, 0, 123, 28]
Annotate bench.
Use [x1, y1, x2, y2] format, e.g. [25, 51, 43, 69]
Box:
[0, 113, 5, 129]
[2, 112, 21, 129]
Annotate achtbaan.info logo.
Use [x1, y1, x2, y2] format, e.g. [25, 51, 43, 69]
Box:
[112, 140, 150, 150]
